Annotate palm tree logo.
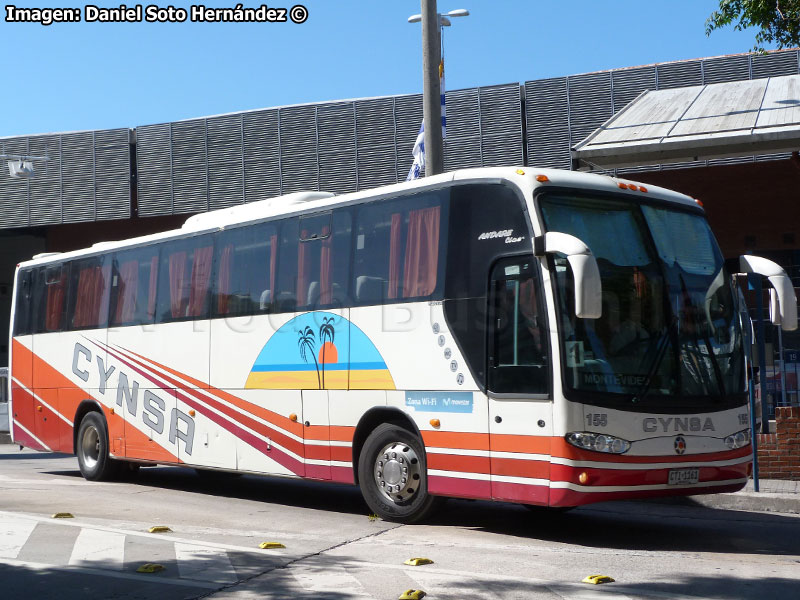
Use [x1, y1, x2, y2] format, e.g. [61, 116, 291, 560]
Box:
[319, 317, 336, 388]
[297, 326, 321, 389]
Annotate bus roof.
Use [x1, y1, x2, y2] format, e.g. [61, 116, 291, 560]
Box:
[18, 166, 699, 269]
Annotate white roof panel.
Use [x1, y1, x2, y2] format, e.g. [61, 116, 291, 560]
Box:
[573, 74, 800, 169]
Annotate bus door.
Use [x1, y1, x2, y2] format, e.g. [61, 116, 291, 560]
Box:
[487, 255, 553, 506]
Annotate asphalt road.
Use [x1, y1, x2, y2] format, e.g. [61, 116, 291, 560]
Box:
[0, 444, 798, 600]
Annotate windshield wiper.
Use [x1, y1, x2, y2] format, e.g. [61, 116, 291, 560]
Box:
[630, 327, 672, 404]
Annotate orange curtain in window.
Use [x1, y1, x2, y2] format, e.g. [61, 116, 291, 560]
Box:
[45, 274, 67, 331]
[147, 255, 158, 320]
[217, 244, 233, 315]
[402, 206, 440, 298]
[73, 267, 95, 328]
[297, 231, 309, 306]
[388, 213, 403, 300]
[320, 226, 332, 305]
[114, 260, 139, 325]
[188, 246, 213, 317]
[169, 252, 187, 318]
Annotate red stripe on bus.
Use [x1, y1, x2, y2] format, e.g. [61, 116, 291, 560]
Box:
[491, 481, 549, 505]
[550, 461, 750, 487]
[491, 457, 550, 480]
[331, 466, 355, 484]
[428, 474, 492, 500]
[12, 420, 48, 451]
[428, 453, 491, 474]
[549, 481, 747, 507]
[330, 445, 352, 463]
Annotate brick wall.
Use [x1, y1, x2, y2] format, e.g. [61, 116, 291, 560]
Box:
[756, 407, 800, 480]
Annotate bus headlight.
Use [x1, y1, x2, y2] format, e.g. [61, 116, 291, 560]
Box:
[566, 432, 631, 454]
[725, 428, 751, 449]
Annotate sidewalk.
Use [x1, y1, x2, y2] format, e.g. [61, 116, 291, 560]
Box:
[675, 478, 800, 515]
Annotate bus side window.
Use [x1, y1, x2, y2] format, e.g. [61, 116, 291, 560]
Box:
[13, 270, 33, 336]
[32, 264, 70, 334]
[213, 223, 278, 317]
[155, 235, 214, 323]
[296, 210, 352, 310]
[352, 191, 446, 306]
[110, 246, 159, 327]
[488, 257, 549, 395]
[66, 256, 111, 330]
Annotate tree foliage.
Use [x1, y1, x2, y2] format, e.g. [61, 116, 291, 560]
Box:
[706, 0, 800, 51]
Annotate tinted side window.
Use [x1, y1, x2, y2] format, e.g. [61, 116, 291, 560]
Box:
[33, 264, 70, 333]
[274, 219, 300, 313]
[213, 223, 278, 317]
[110, 246, 160, 327]
[13, 270, 33, 336]
[155, 235, 214, 323]
[67, 256, 111, 330]
[297, 211, 352, 310]
[353, 190, 447, 305]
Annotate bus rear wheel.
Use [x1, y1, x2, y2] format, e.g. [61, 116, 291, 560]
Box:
[358, 423, 440, 524]
[76, 412, 119, 481]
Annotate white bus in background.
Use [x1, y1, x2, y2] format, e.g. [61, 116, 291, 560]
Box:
[9, 167, 796, 522]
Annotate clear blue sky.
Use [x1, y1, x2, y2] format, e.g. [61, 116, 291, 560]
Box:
[0, 0, 768, 138]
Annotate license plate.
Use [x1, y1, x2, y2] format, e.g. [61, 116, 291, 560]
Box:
[668, 468, 699, 485]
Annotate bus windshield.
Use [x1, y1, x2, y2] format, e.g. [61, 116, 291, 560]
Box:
[539, 192, 745, 410]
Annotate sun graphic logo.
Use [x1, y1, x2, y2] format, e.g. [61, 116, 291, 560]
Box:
[674, 435, 687, 455]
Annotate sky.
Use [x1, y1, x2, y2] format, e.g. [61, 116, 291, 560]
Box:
[0, 0, 772, 138]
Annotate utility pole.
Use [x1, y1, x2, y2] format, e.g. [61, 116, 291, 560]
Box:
[421, 0, 444, 176]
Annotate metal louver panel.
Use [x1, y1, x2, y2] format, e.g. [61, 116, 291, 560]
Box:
[393, 94, 423, 181]
[171, 120, 207, 215]
[61, 132, 96, 223]
[568, 72, 613, 146]
[243, 110, 281, 202]
[480, 84, 523, 167]
[94, 129, 130, 221]
[28, 135, 62, 226]
[656, 60, 703, 89]
[444, 87, 481, 172]
[207, 115, 244, 210]
[751, 50, 799, 79]
[279, 106, 318, 193]
[317, 102, 357, 193]
[136, 123, 173, 217]
[612, 66, 656, 113]
[357, 146, 397, 190]
[356, 98, 396, 189]
[524, 77, 570, 169]
[703, 55, 750, 84]
[0, 137, 31, 228]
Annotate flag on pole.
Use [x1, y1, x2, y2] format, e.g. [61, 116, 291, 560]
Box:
[407, 59, 446, 181]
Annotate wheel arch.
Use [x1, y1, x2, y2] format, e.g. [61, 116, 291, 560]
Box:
[352, 407, 424, 485]
[72, 399, 106, 455]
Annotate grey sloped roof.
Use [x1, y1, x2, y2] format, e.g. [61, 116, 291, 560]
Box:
[572, 74, 800, 169]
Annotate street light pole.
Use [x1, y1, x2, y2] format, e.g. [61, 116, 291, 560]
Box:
[421, 0, 444, 177]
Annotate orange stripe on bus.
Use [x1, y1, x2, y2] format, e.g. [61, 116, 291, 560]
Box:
[490, 434, 551, 454]
[11, 339, 33, 388]
[422, 431, 490, 451]
[330, 426, 355, 442]
[330, 446, 351, 462]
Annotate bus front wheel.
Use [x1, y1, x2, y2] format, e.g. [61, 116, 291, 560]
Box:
[76, 412, 119, 481]
[358, 423, 440, 523]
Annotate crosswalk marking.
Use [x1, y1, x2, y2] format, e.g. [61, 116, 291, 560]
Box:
[69, 527, 126, 569]
[175, 542, 238, 583]
[0, 514, 38, 559]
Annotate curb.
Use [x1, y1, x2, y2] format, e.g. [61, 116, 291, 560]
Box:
[0, 433, 12, 445]
[652, 490, 800, 515]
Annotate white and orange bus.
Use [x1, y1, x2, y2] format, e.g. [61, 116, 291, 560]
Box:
[8, 167, 796, 522]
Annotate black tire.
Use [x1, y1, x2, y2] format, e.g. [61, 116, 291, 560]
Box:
[76, 412, 119, 481]
[358, 423, 440, 524]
